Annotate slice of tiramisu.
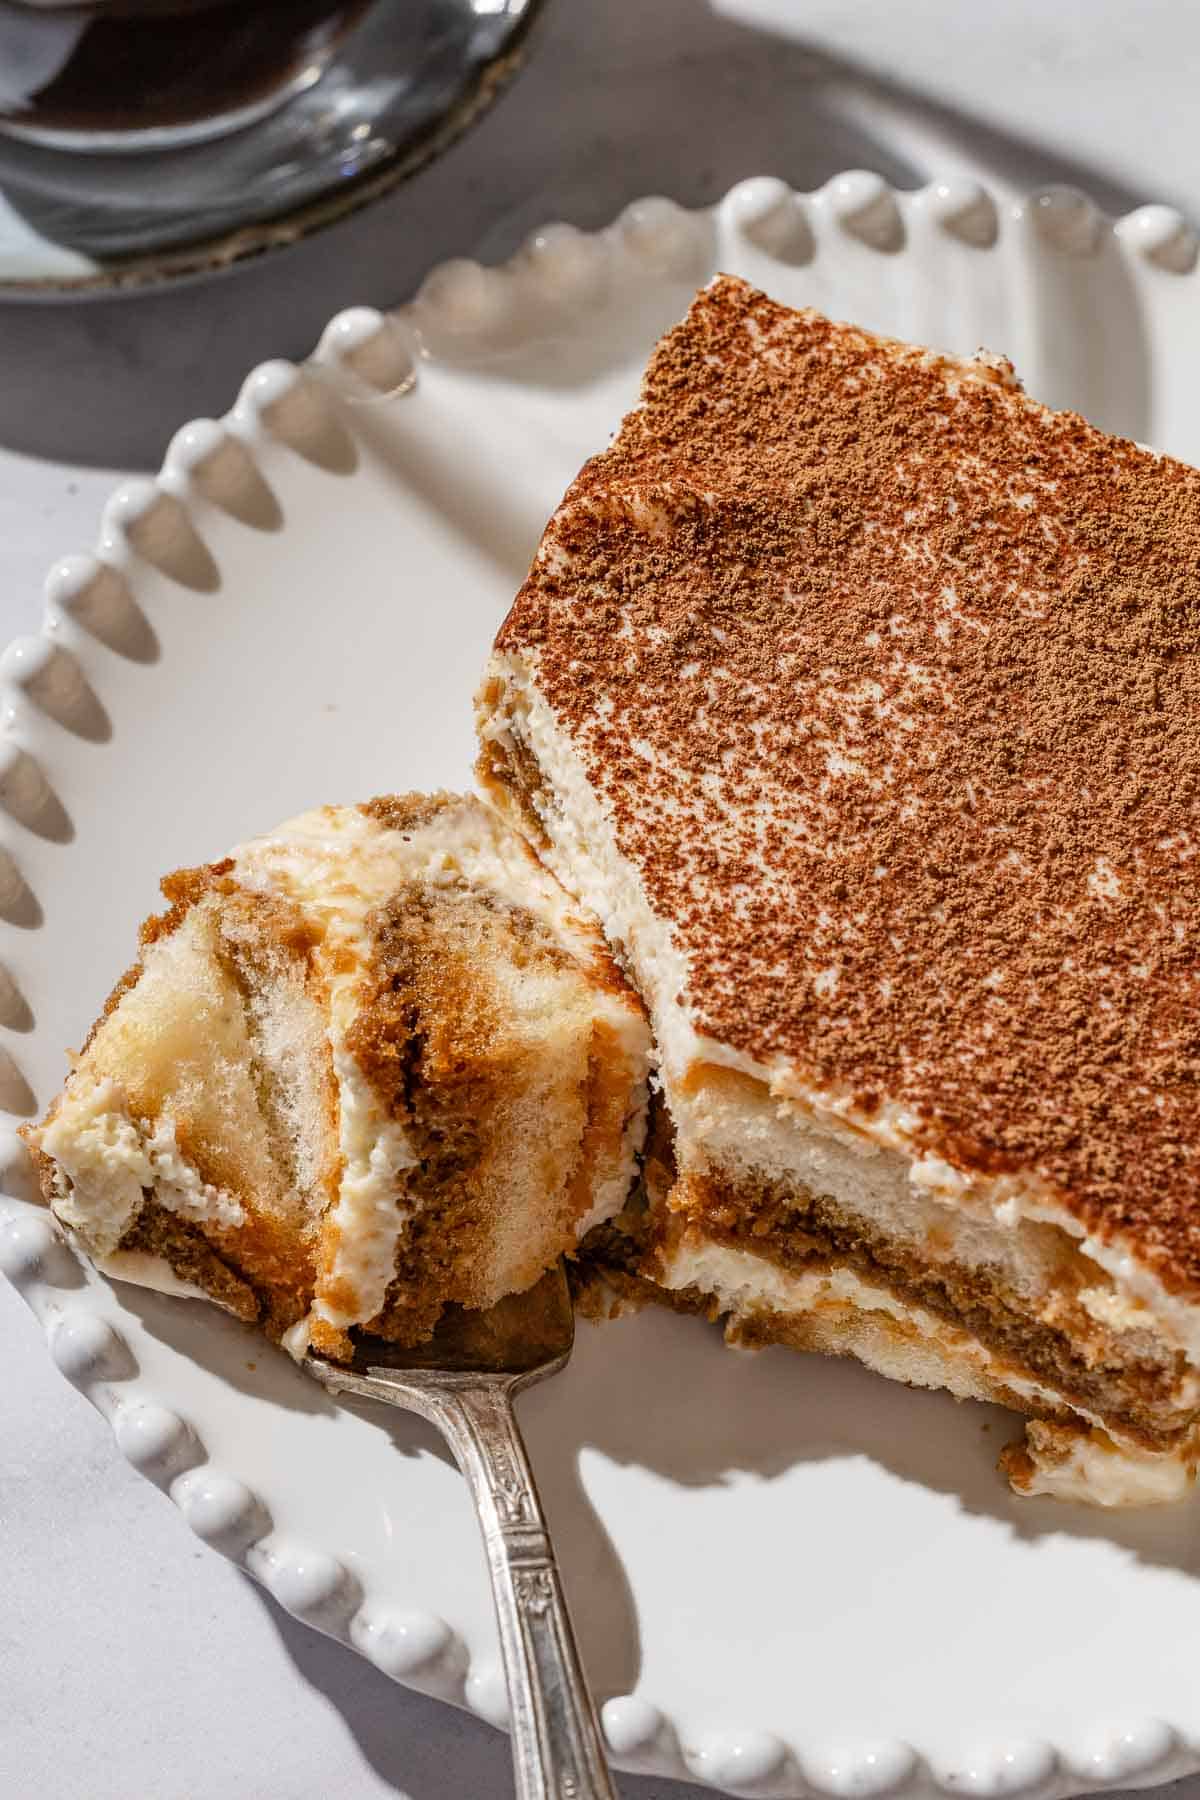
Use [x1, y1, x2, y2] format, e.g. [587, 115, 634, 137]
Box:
[478, 274, 1200, 1505]
[25, 794, 650, 1360]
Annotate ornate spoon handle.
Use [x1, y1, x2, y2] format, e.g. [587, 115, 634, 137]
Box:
[409, 1376, 616, 1800]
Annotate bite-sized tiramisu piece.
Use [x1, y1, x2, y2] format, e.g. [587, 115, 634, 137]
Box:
[24, 795, 650, 1360]
[478, 273, 1200, 1505]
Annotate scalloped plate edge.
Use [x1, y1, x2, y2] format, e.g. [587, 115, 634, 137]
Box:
[1, 174, 1198, 1799]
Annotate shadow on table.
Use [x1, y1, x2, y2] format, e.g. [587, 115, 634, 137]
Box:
[254, 1581, 712, 1800]
[0, 0, 1159, 469]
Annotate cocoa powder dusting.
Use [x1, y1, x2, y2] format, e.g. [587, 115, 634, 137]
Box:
[495, 275, 1200, 1292]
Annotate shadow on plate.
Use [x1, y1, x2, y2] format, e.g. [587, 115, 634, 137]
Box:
[124, 1250, 1200, 1641]
[112, 1277, 338, 1418]
[1017, 231, 1152, 447]
[340, 393, 558, 590]
[522, 1302, 1200, 1582]
[115, 1270, 644, 1701]
[329, 220, 1154, 625]
[119, 1248, 1200, 1593]
[120, 1260, 1200, 1800]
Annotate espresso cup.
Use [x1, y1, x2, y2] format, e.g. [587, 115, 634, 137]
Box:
[0, 0, 372, 149]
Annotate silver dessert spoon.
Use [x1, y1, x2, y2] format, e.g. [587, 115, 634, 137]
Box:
[303, 1262, 616, 1800]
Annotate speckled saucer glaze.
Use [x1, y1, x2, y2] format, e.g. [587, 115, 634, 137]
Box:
[3, 178, 1200, 1799]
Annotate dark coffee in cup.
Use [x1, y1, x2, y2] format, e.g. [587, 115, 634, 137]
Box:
[0, 0, 372, 148]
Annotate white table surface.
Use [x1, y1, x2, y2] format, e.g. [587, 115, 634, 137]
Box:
[3, 3, 1200, 1796]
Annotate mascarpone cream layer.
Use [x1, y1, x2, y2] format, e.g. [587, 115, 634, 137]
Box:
[38, 1076, 245, 1257]
[232, 800, 645, 1333]
[38, 797, 648, 1348]
[480, 663, 1200, 1370]
[660, 1235, 1197, 1507]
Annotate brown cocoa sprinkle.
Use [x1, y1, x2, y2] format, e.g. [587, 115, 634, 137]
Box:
[495, 274, 1200, 1294]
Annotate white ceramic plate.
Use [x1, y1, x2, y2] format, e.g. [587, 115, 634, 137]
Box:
[3, 175, 1200, 1800]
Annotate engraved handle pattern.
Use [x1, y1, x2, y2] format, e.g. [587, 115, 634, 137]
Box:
[424, 1380, 615, 1800]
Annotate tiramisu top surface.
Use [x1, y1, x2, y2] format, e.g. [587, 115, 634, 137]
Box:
[495, 275, 1200, 1287]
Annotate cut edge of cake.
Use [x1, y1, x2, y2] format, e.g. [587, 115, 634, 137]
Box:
[477, 273, 1200, 1506]
[24, 792, 652, 1361]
